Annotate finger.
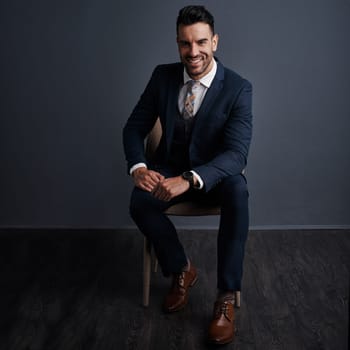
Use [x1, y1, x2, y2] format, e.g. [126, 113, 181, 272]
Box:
[155, 173, 165, 181]
[144, 184, 154, 192]
[152, 185, 167, 201]
[149, 171, 164, 183]
[160, 188, 172, 201]
[136, 180, 153, 192]
[145, 173, 160, 187]
[151, 185, 162, 199]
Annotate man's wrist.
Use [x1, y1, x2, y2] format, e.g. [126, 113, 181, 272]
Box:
[182, 171, 194, 188]
[130, 163, 147, 176]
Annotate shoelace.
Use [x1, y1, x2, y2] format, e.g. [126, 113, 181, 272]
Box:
[179, 272, 185, 287]
[215, 301, 232, 321]
[176, 271, 185, 288]
[170, 271, 186, 292]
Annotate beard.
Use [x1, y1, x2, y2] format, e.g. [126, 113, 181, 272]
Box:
[182, 54, 213, 79]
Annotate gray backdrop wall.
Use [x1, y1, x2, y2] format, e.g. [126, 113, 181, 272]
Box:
[1, 0, 349, 229]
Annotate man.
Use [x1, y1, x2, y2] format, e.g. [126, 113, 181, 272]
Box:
[123, 5, 252, 345]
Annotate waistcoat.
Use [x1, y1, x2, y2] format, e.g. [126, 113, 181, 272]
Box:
[168, 109, 196, 172]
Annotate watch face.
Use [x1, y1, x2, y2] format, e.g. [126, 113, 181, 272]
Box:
[183, 171, 193, 180]
[182, 172, 194, 188]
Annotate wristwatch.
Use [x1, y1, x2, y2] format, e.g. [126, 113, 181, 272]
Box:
[182, 171, 194, 188]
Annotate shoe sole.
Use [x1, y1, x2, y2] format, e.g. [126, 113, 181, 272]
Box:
[208, 335, 234, 345]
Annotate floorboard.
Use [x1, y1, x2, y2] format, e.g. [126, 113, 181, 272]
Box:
[0, 229, 348, 350]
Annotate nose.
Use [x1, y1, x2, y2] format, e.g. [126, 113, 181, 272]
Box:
[189, 44, 199, 57]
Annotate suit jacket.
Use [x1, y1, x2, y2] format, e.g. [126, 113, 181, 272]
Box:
[123, 59, 253, 192]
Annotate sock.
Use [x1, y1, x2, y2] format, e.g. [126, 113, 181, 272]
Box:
[217, 290, 235, 304]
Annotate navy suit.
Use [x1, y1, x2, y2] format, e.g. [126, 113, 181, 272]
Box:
[123, 60, 252, 291]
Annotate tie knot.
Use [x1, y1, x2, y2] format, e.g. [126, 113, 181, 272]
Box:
[188, 80, 200, 89]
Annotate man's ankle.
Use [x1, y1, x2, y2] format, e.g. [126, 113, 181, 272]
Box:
[217, 290, 235, 304]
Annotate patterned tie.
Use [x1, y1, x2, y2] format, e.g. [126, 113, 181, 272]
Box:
[182, 80, 199, 120]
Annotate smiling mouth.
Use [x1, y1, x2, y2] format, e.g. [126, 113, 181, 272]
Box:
[186, 57, 203, 67]
[186, 57, 203, 65]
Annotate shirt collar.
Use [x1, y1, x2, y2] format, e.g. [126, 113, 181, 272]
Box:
[183, 59, 217, 88]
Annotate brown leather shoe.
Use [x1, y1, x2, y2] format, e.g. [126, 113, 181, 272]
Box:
[208, 299, 235, 345]
[163, 263, 197, 313]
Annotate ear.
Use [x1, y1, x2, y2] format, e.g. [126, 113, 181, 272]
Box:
[212, 34, 219, 52]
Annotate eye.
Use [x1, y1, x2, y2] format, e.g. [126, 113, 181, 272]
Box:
[179, 41, 190, 48]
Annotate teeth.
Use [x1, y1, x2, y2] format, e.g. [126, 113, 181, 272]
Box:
[188, 58, 201, 63]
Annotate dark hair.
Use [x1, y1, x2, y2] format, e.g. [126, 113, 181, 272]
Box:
[176, 5, 215, 34]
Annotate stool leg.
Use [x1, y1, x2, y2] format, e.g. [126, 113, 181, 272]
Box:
[154, 258, 158, 273]
[235, 291, 241, 308]
[143, 238, 152, 307]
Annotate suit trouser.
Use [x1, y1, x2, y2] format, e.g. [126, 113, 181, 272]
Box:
[129, 172, 249, 292]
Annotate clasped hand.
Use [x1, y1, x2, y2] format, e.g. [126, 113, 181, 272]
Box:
[132, 167, 190, 201]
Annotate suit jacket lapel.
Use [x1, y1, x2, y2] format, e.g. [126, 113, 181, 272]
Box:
[165, 65, 182, 151]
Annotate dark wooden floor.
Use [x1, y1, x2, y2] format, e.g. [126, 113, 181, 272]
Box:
[0, 229, 348, 350]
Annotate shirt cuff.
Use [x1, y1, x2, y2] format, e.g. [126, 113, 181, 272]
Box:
[130, 163, 147, 175]
[190, 170, 204, 190]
